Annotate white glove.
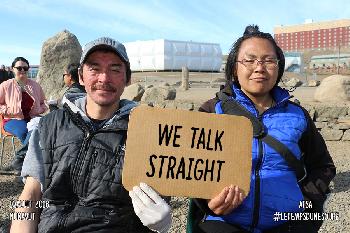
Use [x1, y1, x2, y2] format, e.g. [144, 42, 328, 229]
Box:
[47, 99, 58, 105]
[47, 95, 58, 105]
[27, 117, 41, 131]
[129, 183, 171, 233]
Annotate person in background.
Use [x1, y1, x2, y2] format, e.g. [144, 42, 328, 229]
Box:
[6, 66, 15, 79]
[63, 62, 86, 94]
[0, 64, 9, 84]
[0, 57, 47, 173]
[189, 25, 336, 233]
[10, 37, 171, 233]
[48, 63, 86, 111]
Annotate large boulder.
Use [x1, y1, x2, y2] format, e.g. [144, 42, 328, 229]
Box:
[308, 80, 320, 87]
[121, 83, 145, 101]
[141, 86, 176, 103]
[37, 30, 82, 99]
[314, 75, 350, 102]
[284, 77, 302, 88]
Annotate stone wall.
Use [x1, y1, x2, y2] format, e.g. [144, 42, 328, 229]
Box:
[303, 104, 350, 141]
[143, 100, 350, 141]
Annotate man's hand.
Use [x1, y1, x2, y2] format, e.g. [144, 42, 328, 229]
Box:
[129, 183, 171, 233]
[207, 185, 246, 215]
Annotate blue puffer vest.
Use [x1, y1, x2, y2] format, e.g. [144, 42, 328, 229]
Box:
[206, 85, 307, 233]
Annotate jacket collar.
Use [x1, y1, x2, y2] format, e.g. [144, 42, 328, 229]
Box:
[62, 94, 138, 130]
[219, 81, 292, 106]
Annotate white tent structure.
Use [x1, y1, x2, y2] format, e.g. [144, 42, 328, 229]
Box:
[124, 39, 222, 72]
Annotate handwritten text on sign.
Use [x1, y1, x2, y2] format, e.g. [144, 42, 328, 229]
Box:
[122, 105, 252, 199]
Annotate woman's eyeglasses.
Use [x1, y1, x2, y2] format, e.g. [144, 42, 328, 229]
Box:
[236, 59, 279, 70]
[14, 66, 29, 72]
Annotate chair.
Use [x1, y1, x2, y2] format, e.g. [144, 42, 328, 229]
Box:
[0, 114, 17, 167]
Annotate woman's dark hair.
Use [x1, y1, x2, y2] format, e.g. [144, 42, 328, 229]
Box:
[11, 57, 29, 68]
[225, 25, 285, 87]
[66, 63, 80, 83]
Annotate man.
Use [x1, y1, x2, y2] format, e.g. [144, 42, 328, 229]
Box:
[48, 63, 86, 111]
[11, 37, 172, 233]
[63, 62, 86, 94]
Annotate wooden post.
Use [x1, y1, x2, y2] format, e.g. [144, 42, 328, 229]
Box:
[182, 66, 189, 90]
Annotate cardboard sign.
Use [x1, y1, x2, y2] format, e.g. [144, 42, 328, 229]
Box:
[122, 105, 252, 199]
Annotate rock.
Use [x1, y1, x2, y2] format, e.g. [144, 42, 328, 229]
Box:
[152, 102, 166, 108]
[315, 121, 327, 129]
[335, 123, 350, 130]
[159, 82, 170, 87]
[164, 101, 177, 109]
[176, 102, 194, 111]
[320, 128, 344, 141]
[121, 83, 145, 101]
[301, 104, 315, 120]
[141, 86, 176, 103]
[174, 81, 182, 86]
[314, 106, 349, 119]
[342, 130, 350, 140]
[284, 78, 302, 87]
[314, 75, 350, 102]
[338, 116, 350, 122]
[308, 79, 320, 87]
[37, 30, 82, 99]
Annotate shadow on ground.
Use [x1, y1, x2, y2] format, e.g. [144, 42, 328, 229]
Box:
[332, 171, 350, 193]
[0, 179, 22, 200]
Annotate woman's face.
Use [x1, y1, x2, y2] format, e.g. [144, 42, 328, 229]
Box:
[13, 60, 29, 80]
[235, 37, 279, 98]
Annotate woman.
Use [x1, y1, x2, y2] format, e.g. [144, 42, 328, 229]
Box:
[0, 57, 47, 170]
[190, 26, 336, 233]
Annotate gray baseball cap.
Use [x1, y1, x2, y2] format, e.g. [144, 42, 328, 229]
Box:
[80, 37, 129, 64]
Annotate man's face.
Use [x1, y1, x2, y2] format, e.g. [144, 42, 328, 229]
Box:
[63, 70, 71, 86]
[81, 50, 127, 107]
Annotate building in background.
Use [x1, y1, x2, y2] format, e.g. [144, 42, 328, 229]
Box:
[28, 65, 39, 79]
[309, 54, 350, 74]
[274, 19, 350, 52]
[124, 39, 222, 72]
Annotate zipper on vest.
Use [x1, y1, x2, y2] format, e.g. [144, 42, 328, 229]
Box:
[251, 116, 264, 231]
[82, 150, 99, 196]
[72, 131, 92, 193]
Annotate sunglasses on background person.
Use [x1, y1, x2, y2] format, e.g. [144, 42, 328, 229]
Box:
[14, 66, 29, 72]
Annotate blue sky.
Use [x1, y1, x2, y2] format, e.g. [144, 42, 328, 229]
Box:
[1, 0, 349, 65]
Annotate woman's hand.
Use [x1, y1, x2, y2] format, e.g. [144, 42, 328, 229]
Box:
[207, 185, 246, 215]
